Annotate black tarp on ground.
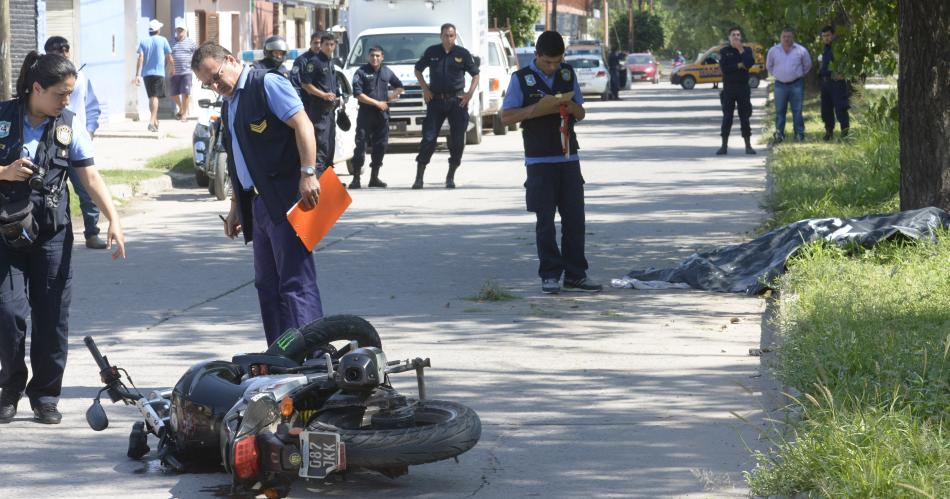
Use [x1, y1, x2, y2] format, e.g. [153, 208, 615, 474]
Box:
[612, 207, 950, 295]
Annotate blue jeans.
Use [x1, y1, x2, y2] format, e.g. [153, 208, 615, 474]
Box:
[774, 79, 804, 138]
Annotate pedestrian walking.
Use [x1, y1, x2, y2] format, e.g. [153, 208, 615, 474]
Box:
[349, 46, 404, 189]
[500, 31, 602, 295]
[818, 26, 850, 140]
[134, 19, 173, 132]
[253, 35, 290, 77]
[44, 36, 107, 250]
[169, 18, 197, 122]
[290, 33, 321, 122]
[0, 52, 126, 425]
[412, 23, 480, 189]
[191, 42, 323, 346]
[766, 27, 812, 142]
[717, 26, 756, 155]
[299, 33, 340, 171]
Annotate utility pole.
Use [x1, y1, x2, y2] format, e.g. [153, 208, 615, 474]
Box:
[603, 0, 608, 49]
[550, 0, 558, 32]
[0, 0, 10, 100]
[627, 0, 635, 52]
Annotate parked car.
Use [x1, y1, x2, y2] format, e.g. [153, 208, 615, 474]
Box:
[564, 54, 610, 101]
[670, 44, 768, 89]
[565, 39, 605, 60]
[515, 46, 534, 69]
[482, 30, 519, 134]
[625, 52, 659, 85]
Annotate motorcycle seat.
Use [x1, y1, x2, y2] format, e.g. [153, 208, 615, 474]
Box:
[231, 353, 301, 374]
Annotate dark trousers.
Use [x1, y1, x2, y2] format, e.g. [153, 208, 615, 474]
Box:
[609, 69, 620, 98]
[251, 196, 323, 346]
[68, 169, 100, 238]
[720, 85, 752, 138]
[314, 110, 336, 167]
[525, 161, 588, 281]
[352, 107, 390, 169]
[821, 79, 850, 131]
[415, 97, 468, 168]
[0, 228, 73, 407]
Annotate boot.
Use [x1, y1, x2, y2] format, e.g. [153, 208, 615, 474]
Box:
[368, 166, 387, 188]
[348, 173, 361, 189]
[411, 164, 426, 189]
[716, 136, 728, 155]
[445, 164, 459, 189]
[823, 128, 833, 141]
[841, 127, 849, 138]
[744, 136, 756, 155]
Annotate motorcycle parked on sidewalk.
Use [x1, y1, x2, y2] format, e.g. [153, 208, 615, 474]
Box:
[192, 97, 231, 201]
[83, 315, 480, 498]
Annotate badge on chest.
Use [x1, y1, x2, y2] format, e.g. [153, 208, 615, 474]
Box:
[250, 119, 268, 134]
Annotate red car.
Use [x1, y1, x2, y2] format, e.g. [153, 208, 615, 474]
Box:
[626, 53, 659, 85]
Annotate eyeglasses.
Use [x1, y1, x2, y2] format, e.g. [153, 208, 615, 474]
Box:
[200, 64, 226, 90]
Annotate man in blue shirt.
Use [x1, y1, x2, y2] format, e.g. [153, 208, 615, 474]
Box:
[349, 46, 404, 189]
[191, 42, 323, 346]
[500, 31, 602, 294]
[135, 19, 173, 132]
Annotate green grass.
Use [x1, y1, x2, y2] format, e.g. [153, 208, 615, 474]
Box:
[468, 279, 519, 302]
[761, 89, 900, 229]
[145, 147, 193, 175]
[748, 88, 950, 497]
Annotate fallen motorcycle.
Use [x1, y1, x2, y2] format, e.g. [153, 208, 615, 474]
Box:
[84, 315, 481, 498]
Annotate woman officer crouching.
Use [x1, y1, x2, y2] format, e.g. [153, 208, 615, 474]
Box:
[0, 51, 126, 425]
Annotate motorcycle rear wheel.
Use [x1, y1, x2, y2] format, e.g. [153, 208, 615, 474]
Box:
[307, 400, 481, 469]
[281, 314, 383, 363]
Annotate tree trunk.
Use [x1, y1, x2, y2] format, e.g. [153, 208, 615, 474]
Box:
[627, 0, 634, 52]
[898, 1, 950, 210]
[550, 0, 558, 32]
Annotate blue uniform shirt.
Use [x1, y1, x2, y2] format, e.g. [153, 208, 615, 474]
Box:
[352, 63, 403, 102]
[137, 35, 172, 77]
[23, 114, 94, 165]
[414, 44, 479, 94]
[502, 60, 584, 165]
[300, 52, 339, 94]
[225, 65, 305, 189]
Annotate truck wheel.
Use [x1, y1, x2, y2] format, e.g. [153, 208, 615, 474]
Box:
[465, 117, 482, 145]
[748, 75, 761, 89]
[681, 76, 696, 90]
[492, 113, 507, 135]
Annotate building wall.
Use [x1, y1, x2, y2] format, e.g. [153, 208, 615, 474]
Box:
[10, 0, 38, 87]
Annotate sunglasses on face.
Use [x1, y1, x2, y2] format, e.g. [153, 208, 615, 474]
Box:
[200, 64, 226, 90]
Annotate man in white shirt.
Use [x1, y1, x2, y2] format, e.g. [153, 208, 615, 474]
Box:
[766, 27, 812, 142]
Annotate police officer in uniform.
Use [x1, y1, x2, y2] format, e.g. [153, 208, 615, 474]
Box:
[0, 52, 126, 425]
[300, 33, 340, 170]
[717, 26, 756, 155]
[607, 48, 621, 100]
[819, 25, 850, 140]
[191, 42, 323, 346]
[290, 33, 322, 122]
[349, 46, 404, 189]
[500, 31, 602, 295]
[253, 35, 290, 77]
[412, 23, 480, 189]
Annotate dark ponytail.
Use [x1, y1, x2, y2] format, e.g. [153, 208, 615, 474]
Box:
[15, 51, 77, 99]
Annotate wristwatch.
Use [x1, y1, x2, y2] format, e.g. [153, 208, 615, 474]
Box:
[300, 165, 317, 176]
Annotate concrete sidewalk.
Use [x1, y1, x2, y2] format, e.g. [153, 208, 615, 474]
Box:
[0, 83, 775, 498]
[93, 117, 196, 171]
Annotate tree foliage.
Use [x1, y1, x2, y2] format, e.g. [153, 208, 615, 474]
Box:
[488, 0, 543, 47]
[610, 10, 665, 52]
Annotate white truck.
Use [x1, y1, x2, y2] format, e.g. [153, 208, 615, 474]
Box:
[341, 0, 492, 145]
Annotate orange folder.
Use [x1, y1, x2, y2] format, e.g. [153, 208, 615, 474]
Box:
[286, 166, 352, 251]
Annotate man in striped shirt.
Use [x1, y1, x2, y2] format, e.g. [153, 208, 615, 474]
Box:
[170, 18, 197, 121]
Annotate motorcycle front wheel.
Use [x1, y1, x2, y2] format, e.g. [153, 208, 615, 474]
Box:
[307, 400, 481, 469]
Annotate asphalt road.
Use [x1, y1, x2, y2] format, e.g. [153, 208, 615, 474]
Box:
[0, 82, 773, 498]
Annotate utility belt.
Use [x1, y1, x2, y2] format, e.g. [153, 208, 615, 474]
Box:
[431, 92, 463, 100]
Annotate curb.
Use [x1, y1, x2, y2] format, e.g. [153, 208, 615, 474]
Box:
[108, 171, 195, 202]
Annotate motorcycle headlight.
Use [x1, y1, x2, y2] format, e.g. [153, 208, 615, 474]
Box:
[194, 125, 210, 139]
[236, 393, 280, 439]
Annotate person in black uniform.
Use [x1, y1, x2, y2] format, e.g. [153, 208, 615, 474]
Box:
[300, 33, 340, 170]
[500, 31, 602, 295]
[717, 26, 756, 155]
[607, 48, 621, 100]
[0, 52, 126, 425]
[252, 35, 290, 77]
[349, 46, 404, 189]
[290, 33, 321, 122]
[412, 23, 480, 189]
[818, 25, 850, 140]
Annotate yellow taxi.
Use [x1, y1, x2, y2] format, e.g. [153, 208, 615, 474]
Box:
[670, 44, 768, 89]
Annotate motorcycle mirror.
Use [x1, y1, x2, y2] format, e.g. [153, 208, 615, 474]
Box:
[86, 399, 109, 431]
[198, 98, 211, 108]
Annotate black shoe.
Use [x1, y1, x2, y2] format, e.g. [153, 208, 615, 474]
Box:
[412, 164, 426, 189]
[823, 130, 833, 141]
[348, 177, 361, 189]
[745, 145, 757, 155]
[445, 177, 456, 189]
[715, 146, 727, 155]
[368, 177, 387, 188]
[541, 278, 561, 294]
[411, 179, 424, 189]
[85, 234, 108, 249]
[841, 127, 849, 138]
[794, 134, 805, 142]
[563, 277, 603, 293]
[33, 403, 62, 424]
[0, 390, 19, 423]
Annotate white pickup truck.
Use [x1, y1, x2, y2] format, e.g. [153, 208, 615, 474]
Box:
[340, 0, 496, 145]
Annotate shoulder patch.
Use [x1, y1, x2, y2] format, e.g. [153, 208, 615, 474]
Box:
[306, 63, 315, 73]
[454, 56, 463, 63]
[0, 121, 9, 139]
[55, 125, 72, 146]
[524, 74, 536, 86]
[560, 68, 572, 81]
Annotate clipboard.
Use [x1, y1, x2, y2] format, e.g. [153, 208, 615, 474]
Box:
[286, 167, 352, 251]
[528, 91, 574, 119]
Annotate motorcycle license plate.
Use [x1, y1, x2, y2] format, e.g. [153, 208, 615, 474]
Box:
[298, 431, 343, 479]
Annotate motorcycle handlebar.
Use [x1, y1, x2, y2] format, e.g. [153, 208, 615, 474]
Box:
[84, 336, 110, 371]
